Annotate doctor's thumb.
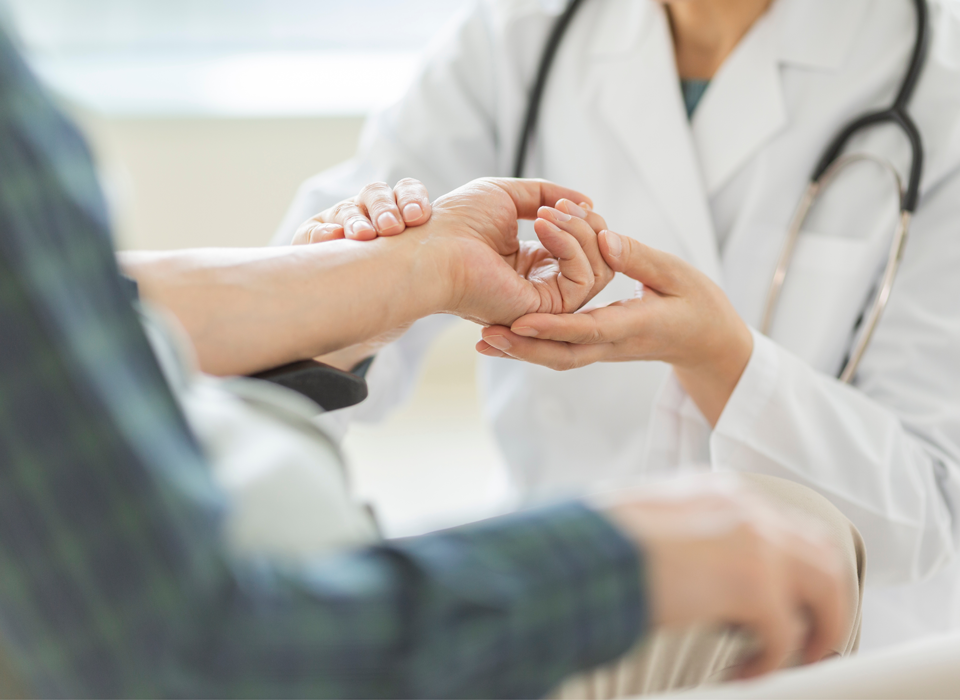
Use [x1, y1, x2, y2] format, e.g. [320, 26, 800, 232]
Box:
[599, 231, 677, 292]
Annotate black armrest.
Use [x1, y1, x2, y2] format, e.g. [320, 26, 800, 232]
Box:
[252, 359, 369, 412]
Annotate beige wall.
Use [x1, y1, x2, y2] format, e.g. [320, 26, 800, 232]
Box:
[75, 111, 365, 250]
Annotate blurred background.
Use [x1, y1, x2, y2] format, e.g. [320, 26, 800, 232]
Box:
[3, 0, 514, 538]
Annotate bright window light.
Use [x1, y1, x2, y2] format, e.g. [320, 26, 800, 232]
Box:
[4, 0, 474, 116]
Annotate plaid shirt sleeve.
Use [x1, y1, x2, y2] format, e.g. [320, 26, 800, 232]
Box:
[0, 28, 647, 699]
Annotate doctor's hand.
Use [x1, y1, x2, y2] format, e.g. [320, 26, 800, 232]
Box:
[600, 475, 849, 680]
[292, 178, 433, 243]
[422, 178, 614, 326]
[291, 178, 435, 370]
[477, 232, 753, 426]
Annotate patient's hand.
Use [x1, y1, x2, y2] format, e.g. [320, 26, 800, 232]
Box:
[292, 179, 432, 370]
[601, 476, 850, 681]
[416, 178, 615, 326]
[292, 178, 433, 243]
[301, 177, 615, 370]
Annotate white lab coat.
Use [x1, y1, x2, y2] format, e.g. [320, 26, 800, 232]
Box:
[275, 0, 960, 649]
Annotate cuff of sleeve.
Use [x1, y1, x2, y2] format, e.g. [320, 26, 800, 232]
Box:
[712, 328, 781, 463]
[393, 502, 648, 696]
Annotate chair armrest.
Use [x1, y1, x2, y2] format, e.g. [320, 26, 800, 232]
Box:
[251, 360, 368, 412]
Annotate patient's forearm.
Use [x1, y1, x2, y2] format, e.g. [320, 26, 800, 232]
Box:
[120, 238, 444, 376]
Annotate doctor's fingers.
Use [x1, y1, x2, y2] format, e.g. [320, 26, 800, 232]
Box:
[532, 219, 596, 312]
[477, 327, 614, 371]
[354, 182, 405, 235]
[321, 199, 378, 240]
[292, 219, 345, 245]
[599, 232, 688, 295]
[355, 179, 433, 235]
[392, 178, 432, 226]
[509, 301, 648, 346]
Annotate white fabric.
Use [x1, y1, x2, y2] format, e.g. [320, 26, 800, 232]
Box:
[672, 632, 960, 699]
[275, 0, 960, 647]
[139, 306, 379, 561]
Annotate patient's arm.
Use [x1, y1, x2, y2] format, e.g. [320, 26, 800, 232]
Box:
[293, 180, 434, 371]
[121, 178, 604, 377]
[122, 237, 444, 377]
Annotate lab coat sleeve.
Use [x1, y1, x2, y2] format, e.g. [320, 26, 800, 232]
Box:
[271, 1, 515, 429]
[709, 331, 958, 586]
[699, 165, 960, 585]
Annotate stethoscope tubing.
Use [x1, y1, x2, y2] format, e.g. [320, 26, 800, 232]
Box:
[515, 0, 930, 384]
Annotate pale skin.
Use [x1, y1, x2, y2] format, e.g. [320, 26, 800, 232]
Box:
[661, 0, 774, 80]
[601, 475, 849, 679]
[121, 178, 610, 377]
[478, 229, 755, 427]
[122, 177, 848, 680]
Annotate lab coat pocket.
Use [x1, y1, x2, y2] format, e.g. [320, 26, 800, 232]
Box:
[768, 232, 882, 377]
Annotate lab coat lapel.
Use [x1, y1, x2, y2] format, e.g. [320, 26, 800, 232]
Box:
[590, 2, 721, 282]
[691, 8, 786, 197]
[693, 0, 870, 196]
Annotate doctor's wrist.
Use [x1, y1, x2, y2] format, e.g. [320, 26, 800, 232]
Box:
[673, 317, 754, 428]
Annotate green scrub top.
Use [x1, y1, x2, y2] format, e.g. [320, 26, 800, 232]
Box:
[681, 79, 710, 119]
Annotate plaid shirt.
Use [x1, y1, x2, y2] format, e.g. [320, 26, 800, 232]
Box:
[0, 27, 646, 699]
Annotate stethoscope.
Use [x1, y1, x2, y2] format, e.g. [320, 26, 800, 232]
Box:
[514, 0, 930, 383]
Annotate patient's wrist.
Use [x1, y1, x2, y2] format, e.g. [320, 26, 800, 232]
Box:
[392, 223, 458, 318]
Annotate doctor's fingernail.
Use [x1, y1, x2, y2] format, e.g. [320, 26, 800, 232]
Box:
[377, 212, 401, 231]
[513, 327, 539, 338]
[349, 218, 375, 234]
[484, 335, 512, 351]
[547, 207, 572, 222]
[604, 231, 623, 258]
[560, 200, 587, 218]
[403, 203, 424, 221]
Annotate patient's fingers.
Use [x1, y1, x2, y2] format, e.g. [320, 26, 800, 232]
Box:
[542, 203, 614, 300]
[492, 178, 593, 221]
[356, 182, 405, 236]
[393, 178, 432, 226]
[787, 531, 848, 665]
[558, 199, 609, 240]
[533, 218, 595, 313]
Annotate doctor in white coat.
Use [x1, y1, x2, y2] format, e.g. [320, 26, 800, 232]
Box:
[275, 0, 960, 650]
